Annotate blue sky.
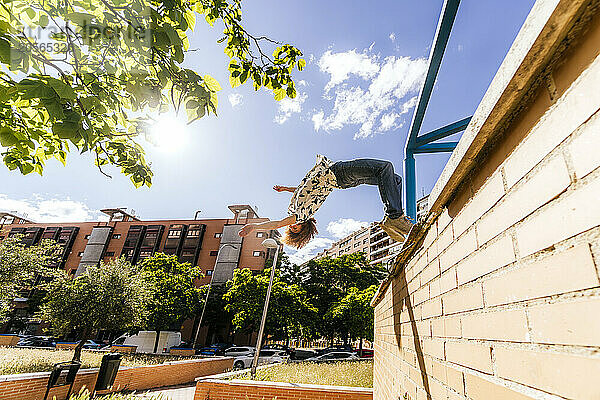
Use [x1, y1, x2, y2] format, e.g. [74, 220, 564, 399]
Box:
[0, 0, 536, 263]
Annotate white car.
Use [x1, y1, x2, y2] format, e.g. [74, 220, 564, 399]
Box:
[224, 346, 256, 357]
[232, 349, 289, 370]
[305, 351, 360, 363]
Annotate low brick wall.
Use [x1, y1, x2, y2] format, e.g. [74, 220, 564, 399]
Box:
[56, 342, 79, 350]
[0, 335, 19, 346]
[194, 379, 373, 400]
[170, 348, 196, 356]
[0, 357, 233, 400]
[110, 345, 137, 353]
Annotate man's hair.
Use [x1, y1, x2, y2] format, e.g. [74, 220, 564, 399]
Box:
[283, 218, 318, 249]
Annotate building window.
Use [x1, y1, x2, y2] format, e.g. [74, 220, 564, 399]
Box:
[214, 233, 222, 238]
[105, 252, 115, 257]
[210, 250, 218, 256]
[112, 234, 121, 239]
[253, 251, 262, 257]
[78, 251, 84, 256]
[256, 232, 265, 238]
[354, 243, 360, 248]
[206, 270, 213, 276]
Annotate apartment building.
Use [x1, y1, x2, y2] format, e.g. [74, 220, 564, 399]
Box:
[315, 196, 430, 268]
[0, 205, 279, 343]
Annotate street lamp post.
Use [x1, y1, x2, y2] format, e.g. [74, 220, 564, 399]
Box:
[192, 243, 238, 349]
[250, 238, 280, 379]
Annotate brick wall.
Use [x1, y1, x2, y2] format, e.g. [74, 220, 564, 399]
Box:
[0, 357, 233, 400]
[194, 379, 373, 400]
[372, 2, 600, 400]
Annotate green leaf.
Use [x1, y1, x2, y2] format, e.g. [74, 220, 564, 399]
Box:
[52, 122, 79, 139]
[65, 12, 94, 27]
[298, 59, 306, 71]
[20, 163, 34, 175]
[39, 14, 49, 28]
[203, 75, 221, 92]
[274, 88, 286, 101]
[47, 78, 76, 100]
[0, 127, 18, 147]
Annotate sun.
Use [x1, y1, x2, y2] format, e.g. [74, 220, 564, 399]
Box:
[148, 114, 189, 153]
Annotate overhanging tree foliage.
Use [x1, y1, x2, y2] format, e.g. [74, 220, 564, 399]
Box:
[138, 253, 203, 352]
[0, 0, 304, 186]
[0, 235, 61, 324]
[38, 258, 152, 362]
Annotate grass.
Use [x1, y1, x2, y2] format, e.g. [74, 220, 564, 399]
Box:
[68, 388, 163, 399]
[0, 347, 200, 375]
[229, 360, 373, 388]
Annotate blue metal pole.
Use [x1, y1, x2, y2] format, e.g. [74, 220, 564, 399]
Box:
[404, 152, 416, 220]
[403, 0, 461, 220]
[413, 142, 459, 154]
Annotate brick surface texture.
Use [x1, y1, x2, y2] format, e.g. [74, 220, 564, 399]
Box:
[0, 357, 232, 400]
[194, 379, 373, 400]
[372, 9, 600, 400]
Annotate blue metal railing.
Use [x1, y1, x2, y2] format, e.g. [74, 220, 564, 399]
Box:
[403, 0, 472, 220]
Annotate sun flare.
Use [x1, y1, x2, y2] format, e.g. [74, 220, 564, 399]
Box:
[148, 114, 189, 153]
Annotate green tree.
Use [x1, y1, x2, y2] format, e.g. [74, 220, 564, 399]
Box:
[224, 268, 316, 342]
[300, 253, 386, 344]
[0, 0, 304, 186]
[138, 253, 203, 352]
[39, 257, 152, 362]
[327, 285, 378, 346]
[0, 235, 61, 323]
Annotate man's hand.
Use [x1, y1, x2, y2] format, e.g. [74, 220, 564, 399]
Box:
[274, 185, 296, 193]
[239, 223, 257, 237]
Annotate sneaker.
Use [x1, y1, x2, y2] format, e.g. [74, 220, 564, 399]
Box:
[387, 215, 414, 236]
[380, 217, 406, 243]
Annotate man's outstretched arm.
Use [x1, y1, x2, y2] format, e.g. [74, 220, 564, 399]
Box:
[273, 185, 297, 193]
[239, 215, 296, 237]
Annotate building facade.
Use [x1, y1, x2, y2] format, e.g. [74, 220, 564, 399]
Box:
[316, 196, 430, 268]
[0, 205, 278, 343]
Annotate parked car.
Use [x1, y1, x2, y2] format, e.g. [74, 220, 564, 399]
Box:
[317, 344, 354, 355]
[232, 349, 289, 370]
[304, 351, 360, 363]
[293, 348, 318, 360]
[17, 336, 56, 348]
[82, 340, 104, 350]
[263, 344, 295, 358]
[224, 346, 255, 357]
[199, 343, 232, 356]
[105, 331, 182, 354]
[356, 348, 374, 358]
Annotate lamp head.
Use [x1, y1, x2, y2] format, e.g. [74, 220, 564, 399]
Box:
[261, 238, 279, 249]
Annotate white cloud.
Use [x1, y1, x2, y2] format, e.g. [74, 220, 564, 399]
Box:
[326, 218, 369, 239]
[228, 93, 243, 109]
[0, 194, 103, 222]
[297, 80, 308, 87]
[274, 92, 307, 124]
[313, 48, 427, 139]
[389, 32, 396, 42]
[318, 49, 380, 93]
[285, 237, 334, 265]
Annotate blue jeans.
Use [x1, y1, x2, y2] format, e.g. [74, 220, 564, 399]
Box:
[330, 159, 404, 219]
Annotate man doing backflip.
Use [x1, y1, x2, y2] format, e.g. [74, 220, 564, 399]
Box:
[239, 155, 414, 248]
